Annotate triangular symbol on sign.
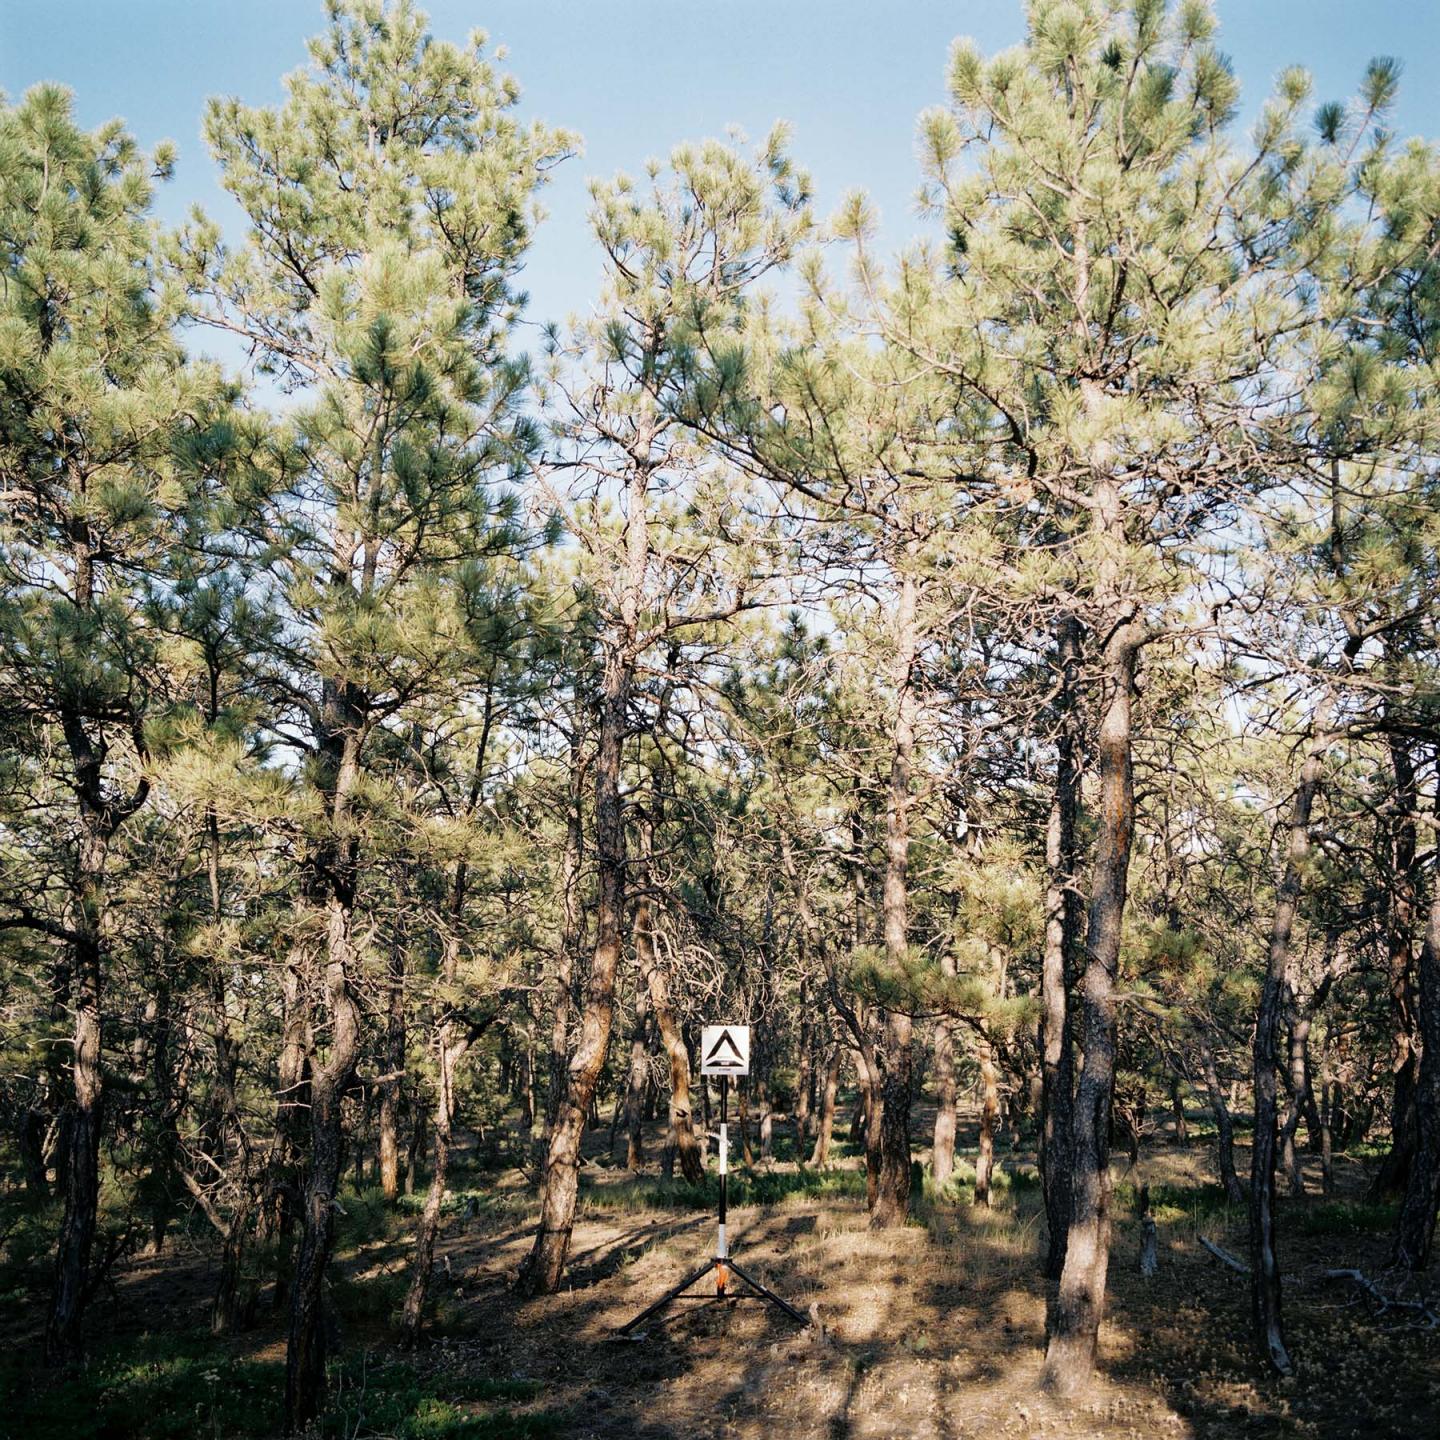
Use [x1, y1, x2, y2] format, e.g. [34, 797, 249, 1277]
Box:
[704, 1029, 745, 1067]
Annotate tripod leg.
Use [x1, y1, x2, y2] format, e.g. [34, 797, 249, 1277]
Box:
[616, 1258, 718, 1336]
[726, 1259, 808, 1325]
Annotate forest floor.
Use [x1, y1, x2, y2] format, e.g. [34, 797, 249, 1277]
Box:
[3, 1107, 1438, 1440]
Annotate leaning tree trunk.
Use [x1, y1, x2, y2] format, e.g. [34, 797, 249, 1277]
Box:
[1040, 613, 1082, 1279]
[1249, 705, 1333, 1379]
[872, 566, 919, 1229]
[1043, 568, 1140, 1392]
[1394, 805, 1440, 1269]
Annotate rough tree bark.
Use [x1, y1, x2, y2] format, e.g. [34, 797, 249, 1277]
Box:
[1199, 1035, 1245, 1204]
[635, 814, 704, 1183]
[542, 730, 585, 1154]
[872, 566, 919, 1228]
[1043, 492, 1141, 1390]
[1373, 729, 1420, 1199]
[46, 703, 148, 1364]
[1249, 705, 1334, 1379]
[283, 698, 366, 1433]
[811, 1039, 842, 1168]
[378, 943, 406, 1201]
[284, 880, 363, 1430]
[1040, 613, 1082, 1280]
[974, 1029, 999, 1208]
[517, 448, 648, 1296]
[932, 952, 959, 1189]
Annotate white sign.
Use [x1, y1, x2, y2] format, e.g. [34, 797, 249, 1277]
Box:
[700, 1024, 750, 1077]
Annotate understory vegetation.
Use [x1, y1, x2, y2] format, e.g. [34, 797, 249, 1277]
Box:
[3, 1, 1440, 1435]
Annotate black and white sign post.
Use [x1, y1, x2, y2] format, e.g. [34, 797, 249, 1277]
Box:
[616, 1024, 807, 1336]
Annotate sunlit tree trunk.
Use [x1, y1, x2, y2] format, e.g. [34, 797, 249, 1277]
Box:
[1044, 476, 1140, 1389]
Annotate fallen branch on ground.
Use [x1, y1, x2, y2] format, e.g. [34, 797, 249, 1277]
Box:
[1321, 1269, 1440, 1327]
[1198, 1235, 1249, 1273]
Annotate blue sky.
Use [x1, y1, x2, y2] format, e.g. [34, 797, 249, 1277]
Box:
[4, 1, 1439, 344]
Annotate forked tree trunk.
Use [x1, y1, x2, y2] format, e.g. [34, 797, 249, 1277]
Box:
[1249, 704, 1334, 1379]
[1040, 613, 1082, 1279]
[1043, 567, 1140, 1392]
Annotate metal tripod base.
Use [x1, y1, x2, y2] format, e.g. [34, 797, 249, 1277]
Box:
[616, 1254, 808, 1336]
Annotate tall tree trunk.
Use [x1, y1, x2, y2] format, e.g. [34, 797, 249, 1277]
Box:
[45, 816, 108, 1367]
[1040, 613, 1082, 1279]
[284, 886, 363, 1431]
[872, 566, 919, 1228]
[1373, 730, 1420, 1198]
[517, 453, 648, 1296]
[794, 979, 815, 1154]
[635, 816, 703, 1183]
[540, 730, 584, 1167]
[932, 947, 958, 1188]
[621, 976, 652, 1171]
[264, 942, 313, 1314]
[1248, 705, 1333, 1379]
[810, 1039, 842, 1168]
[975, 1029, 999, 1208]
[378, 944, 406, 1201]
[284, 707, 366, 1432]
[1043, 546, 1140, 1391]
[400, 937, 475, 1345]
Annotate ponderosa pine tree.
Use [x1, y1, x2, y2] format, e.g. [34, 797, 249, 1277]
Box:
[0, 85, 232, 1365]
[188, 1, 571, 1423]
[517, 131, 811, 1293]
[882, 0, 1411, 1390]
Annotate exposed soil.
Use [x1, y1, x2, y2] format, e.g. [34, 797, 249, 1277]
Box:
[15, 1111, 1440, 1440]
